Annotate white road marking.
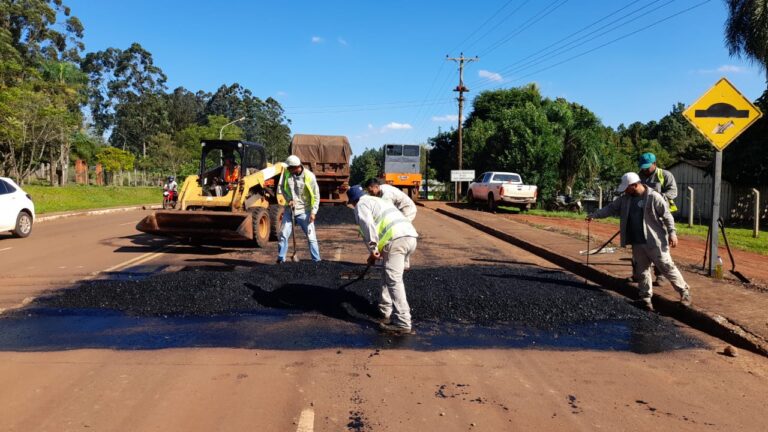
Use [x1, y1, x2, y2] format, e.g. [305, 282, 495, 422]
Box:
[85, 243, 176, 280]
[0, 247, 12, 252]
[119, 222, 136, 226]
[295, 408, 314, 432]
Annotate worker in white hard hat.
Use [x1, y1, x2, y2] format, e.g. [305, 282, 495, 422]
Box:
[277, 155, 321, 263]
[586, 172, 691, 312]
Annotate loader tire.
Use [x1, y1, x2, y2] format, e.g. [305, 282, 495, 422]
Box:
[268, 204, 284, 241]
[251, 207, 270, 248]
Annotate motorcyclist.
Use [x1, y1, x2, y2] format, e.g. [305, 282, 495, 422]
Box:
[163, 176, 178, 206]
[163, 176, 178, 195]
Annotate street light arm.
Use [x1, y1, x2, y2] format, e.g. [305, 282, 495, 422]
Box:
[219, 116, 247, 139]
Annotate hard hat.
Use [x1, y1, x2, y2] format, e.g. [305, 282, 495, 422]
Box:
[346, 185, 365, 204]
[168, 176, 175, 181]
[286, 155, 302, 167]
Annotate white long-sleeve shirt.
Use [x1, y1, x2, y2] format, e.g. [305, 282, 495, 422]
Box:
[378, 184, 417, 221]
[355, 195, 418, 253]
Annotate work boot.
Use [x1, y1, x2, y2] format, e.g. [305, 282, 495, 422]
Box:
[275, 258, 285, 265]
[376, 313, 392, 325]
[631, 298, 654, 312]
[680, 291, 692, 307]
[378, 322, 414, 335]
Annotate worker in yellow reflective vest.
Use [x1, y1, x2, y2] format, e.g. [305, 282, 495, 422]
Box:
[347, 185, 418, 334]
[277, 155, 321, 263]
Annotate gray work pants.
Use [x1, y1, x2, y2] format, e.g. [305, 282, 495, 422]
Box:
[632, 243, 689, 299]
[379, 236, 417, 329]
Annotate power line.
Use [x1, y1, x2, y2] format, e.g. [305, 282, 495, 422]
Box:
[462, 0, 534, 53]
[477, 0, 571, 57]
[448, 0, 518, 54]
[286, 99, 454, 115]
[474, 0, 712, 92]
[472, 0, 674, 87]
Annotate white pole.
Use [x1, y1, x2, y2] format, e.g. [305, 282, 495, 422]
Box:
[753, 188, 760, 238]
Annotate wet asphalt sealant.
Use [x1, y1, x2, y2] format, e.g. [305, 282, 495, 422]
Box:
[0, 261, 704, 353]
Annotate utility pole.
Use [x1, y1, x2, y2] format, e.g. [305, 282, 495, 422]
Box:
[447, 53, 478, 199]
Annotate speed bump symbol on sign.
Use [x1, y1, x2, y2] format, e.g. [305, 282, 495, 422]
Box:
[683, 77, 762, 151]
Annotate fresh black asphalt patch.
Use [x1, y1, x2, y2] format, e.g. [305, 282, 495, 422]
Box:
[0, 261, 704, 352]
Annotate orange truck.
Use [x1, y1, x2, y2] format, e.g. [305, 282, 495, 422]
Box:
[383, 144, 422, 200]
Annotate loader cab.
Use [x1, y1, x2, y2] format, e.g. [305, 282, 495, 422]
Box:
[199, 140, 267, 196]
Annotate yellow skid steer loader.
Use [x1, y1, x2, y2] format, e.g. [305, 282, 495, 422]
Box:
[137, 140, 286, 246]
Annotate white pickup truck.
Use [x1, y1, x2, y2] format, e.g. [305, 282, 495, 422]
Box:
[467, 171, 538, 212]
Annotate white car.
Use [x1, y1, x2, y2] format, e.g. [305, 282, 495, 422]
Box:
[0, 177, 35, 238]
[467, 171, 538, 212]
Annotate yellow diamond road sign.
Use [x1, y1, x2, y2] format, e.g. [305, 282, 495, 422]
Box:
[683, 77, 762, 151]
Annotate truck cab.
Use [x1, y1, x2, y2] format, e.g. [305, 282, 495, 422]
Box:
[468, 171, 538, 212]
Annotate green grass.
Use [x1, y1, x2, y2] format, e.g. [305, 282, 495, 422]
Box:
[500, 206, 767, 255]
[24, 185, 158, 214]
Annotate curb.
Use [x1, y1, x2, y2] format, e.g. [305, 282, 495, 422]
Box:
[37, 204, 160, 224]
[432, 206, 768, 358]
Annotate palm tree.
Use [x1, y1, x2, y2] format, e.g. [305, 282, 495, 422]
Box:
[724, 0, 768, 85]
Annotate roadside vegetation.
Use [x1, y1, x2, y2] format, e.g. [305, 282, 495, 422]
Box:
[25, 186, 157, 214]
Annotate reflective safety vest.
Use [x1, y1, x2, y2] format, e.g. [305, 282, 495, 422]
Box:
[357, 196, 417, 252]
[656, 168, 678, 212]
[224, 166, 239, 183]
[282, 169, 317, 210]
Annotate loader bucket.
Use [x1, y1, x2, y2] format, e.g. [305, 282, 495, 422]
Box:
[136, 210, 253, 242]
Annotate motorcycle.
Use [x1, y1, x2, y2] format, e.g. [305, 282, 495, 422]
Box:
[162, 189, 177, 209]
[544, 194, 582, 213]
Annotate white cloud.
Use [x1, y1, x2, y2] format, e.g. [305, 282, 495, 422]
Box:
[431, 114, 458, 122]
[311, 36, 324, 44]
[478, 69, 503, 82]
[338, 37, 348, 46]
[696, 64, 748, 74]
[718, 64, 746, 73]
[381, 122, 413, 132]
[367, 123, 374, 130]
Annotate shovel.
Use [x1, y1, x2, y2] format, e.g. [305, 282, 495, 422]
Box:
[339, 263, 373, 290]
[579, 230, 620, 255]
[290, 204, 299, 262]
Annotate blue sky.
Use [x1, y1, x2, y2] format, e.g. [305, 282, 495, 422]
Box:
[67, 0, 766, 156]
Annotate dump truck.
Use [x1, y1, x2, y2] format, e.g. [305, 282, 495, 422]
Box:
[290, 134, 352, 204]
[383, 144, 422, 200]
[136, 140, 287, 247]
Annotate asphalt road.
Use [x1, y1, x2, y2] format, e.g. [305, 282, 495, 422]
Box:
[0, 208, 767, 431]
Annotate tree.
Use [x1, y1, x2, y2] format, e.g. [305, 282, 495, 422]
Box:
[204, 83, 292, 161]
[166, 87, 207, 135]
[350, 147, 383, 185]
[81, 43, 168, 156]
[725, 0, 768, 84]
[96, 146, 134, 184]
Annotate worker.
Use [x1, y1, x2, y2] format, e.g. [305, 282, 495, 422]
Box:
[638, 152, 678, 286]
[222, 156, 240, 184]
[347, 185, 418, 334]
[277, 155, 321, 263]
[586, 172, 691, 311]
[364, 177, 417, 221]
[638, 152, 678, 212]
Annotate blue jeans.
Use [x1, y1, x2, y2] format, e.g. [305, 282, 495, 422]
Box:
[277, 208, 321, 262]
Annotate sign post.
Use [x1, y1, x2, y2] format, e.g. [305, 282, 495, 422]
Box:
[450, 170, 475, 202]
[682, 77, 762, 276]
